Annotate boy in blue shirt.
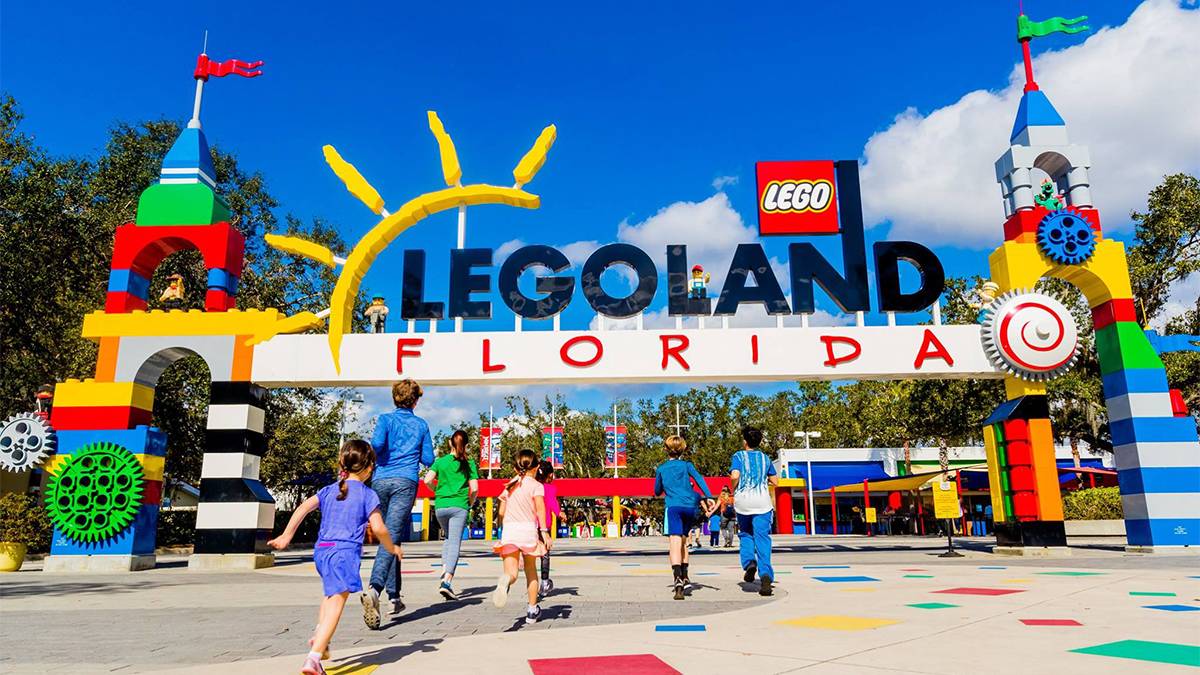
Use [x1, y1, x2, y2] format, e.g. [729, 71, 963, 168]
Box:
[731, 426, 779, 596]
[654, 435, 716, 600]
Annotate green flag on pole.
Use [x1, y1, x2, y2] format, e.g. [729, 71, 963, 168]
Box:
[1017, 14, 1090, 42]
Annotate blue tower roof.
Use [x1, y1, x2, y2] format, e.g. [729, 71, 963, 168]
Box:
[159, 127, 218, 188]
[1010, 89, 1065, 142]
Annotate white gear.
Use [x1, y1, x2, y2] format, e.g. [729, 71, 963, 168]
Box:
[981, 289, 1079, 382]
[0, 413, 56, 472]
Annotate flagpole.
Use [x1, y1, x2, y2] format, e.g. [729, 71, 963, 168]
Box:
[189, 77, 206, 129]
[1020, 36, 1039, 92]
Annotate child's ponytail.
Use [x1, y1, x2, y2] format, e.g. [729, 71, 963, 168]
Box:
[506, 449, 539, 494]
[337, 439, 376, 501]
[450, 429, 470, 477]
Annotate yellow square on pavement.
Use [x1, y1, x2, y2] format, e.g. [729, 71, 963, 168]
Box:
[776, 615, 900, 631]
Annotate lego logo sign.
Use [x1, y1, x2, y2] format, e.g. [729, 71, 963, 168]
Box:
[756, 160, 839, 235]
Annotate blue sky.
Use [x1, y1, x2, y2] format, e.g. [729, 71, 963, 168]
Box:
[6, 1, 1196, 430]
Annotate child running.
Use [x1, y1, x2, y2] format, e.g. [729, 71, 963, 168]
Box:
[268, 440, 400, 675]
[492, 449, 553, 622]
[653, 435, 715, 600]
[534, 460, 564, 598]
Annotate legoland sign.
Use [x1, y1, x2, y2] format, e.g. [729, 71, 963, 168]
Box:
[247, 160, 985, 387]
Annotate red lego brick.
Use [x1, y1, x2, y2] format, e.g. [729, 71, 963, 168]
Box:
[51, 406, 153, 431]
[105, 292, 149, 314]
[111, 222, 245, 278]
[204, 289, 236, 312]
[1003, 206, 1101, 242]
[141, 480, 162, 506]
[1009, 466, 1037, 492]
[1091, 298, 1137, 330]
[1011, 492, 1039, 520]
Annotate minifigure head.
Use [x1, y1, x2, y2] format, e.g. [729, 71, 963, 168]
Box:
[167, 274, 182, 287]
[1039, 179, 1055, 197]
[372, 296, 385, 306]
[691, 264, 704, 279]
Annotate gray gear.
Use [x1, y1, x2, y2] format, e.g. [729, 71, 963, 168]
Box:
[0, 413, 56, 472]
[981, 289, 1080, 382]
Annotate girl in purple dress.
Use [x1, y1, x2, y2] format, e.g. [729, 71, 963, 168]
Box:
[270, 440, 400, 675]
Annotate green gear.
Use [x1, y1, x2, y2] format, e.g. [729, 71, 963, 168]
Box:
[45, 442, 144, 544]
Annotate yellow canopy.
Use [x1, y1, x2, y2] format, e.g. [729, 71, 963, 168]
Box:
[814, 464, 987, 494]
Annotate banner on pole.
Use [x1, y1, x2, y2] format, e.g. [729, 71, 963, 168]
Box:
[542, 426, 564, 469]
[604, 425, 627, 469]
[480, 426, 502, 469]
[932, 480, 962, 519]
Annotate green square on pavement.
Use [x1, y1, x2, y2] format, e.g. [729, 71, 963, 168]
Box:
[1129, 591, 1176, 597]
[908, 602, 958, 610]
[1070, 640, 1200, 667]
[1036, 571, 1105, 576]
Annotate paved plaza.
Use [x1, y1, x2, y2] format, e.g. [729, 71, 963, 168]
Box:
[2, 535, 1198, 674]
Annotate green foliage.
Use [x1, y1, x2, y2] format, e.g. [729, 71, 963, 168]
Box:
[1129, 174, 1200, 326]
[1062, 487, 1124, 521]
[0, 493, 54, 552]
[156, 509, 197, 547]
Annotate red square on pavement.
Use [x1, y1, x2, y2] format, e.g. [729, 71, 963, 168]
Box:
[756, 160, 839, 235]
[529, 654, 680, 675]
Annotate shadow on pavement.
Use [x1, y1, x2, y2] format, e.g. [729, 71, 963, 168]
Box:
[385, 598, 483, 627]
[328, 638, 443, 668]
[503, 604, 573, 631]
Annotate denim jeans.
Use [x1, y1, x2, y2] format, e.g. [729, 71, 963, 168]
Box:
[736, 511, 775, 580]
[369, 477, 418, 596]
[435, 506, 468, 577]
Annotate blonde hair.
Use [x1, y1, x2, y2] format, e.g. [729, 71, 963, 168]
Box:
[391, 379, 422, 408]
[664, 435, 687, 458]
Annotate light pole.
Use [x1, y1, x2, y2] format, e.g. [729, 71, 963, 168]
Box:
[794, 430, 821, 535]
[339, 391, 366, 447]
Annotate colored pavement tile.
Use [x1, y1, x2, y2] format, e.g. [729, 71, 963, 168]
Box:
[1144, 604, 1200, 612]
[529, 654, 681, 675]
[326, 664, 380, 675]
[1020, 619, 1082, 626]
[979, 566, 1007, 570]
[803, 565, 851, 569]
[899, 568, 927, 572]
[1004, 579, 1034, 583]
[694, 572, 719, 576]
[934, 587, 1024, 596]
[1070, 640, 1200, 668]
[620, 563, 641, 566]
[904, 574, 934, 579]
[813, 576, 880, 583]
[654, 624, 706, 632]
[777, 615, 900, 631]
[1036, 571, 1105, 576]
[908, 602, 959, 610]
[400, 570, 433, 575]
[1130, 591, 1177, 597]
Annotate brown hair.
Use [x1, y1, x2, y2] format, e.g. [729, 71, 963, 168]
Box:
[664, 435, 687, 458]
[337, 439, 375, 501]
[391, 379, 423, 409]
[505, 449, 540, 494]
[449, 429, 470, 476]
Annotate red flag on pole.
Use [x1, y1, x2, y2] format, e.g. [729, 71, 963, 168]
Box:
[194, 54, 263, 81]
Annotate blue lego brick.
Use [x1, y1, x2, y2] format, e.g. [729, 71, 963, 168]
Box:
[1117, 467, 1200, 494]
[106, 269, 150, 298]
[1110, 417, 1200, 447]
[161, 128, 217, 187]
[1125, 518, 1200, 548]
[55, 426, 167, 458]
[1010, 90, 1066, 142]
[49, 504, 160, 557]
[206, 267, 239, 293]
[1101, 368, 1170, 398]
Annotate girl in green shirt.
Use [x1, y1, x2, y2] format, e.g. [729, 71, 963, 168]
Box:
[422, 430, 479, 600]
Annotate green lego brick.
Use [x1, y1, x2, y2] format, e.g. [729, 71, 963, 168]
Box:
[135, 183, 232, 226]
[992, 423, 1015, 519]
[1094, 321, 1164, 375]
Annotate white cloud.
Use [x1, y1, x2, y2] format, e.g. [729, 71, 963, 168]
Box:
[860, 0, 1200, 247]
[1154, 271, 1200, 330]
[495, 238, 526, 260]
[712, 175, 739, 191]
[618, 192, 758, 268]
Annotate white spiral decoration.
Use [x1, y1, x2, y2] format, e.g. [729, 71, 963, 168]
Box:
[981, 289, 1079, 381]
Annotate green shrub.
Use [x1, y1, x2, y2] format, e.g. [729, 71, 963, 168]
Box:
[1063, 487, 1123, 520]
[156, 509, 197, 547]
[0, 492, 54, 553]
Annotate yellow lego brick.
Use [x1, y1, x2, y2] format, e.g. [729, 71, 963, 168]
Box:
[53, 380, 155, 411]
[322, 146, 386, 215]
[81, 308, 286, 340]
[989, 241, 1048, 292]
[513, 125, 557, 186]
[141, 454, 165, 482]
[1005, 377, 1047, 399]
[265, 233, 337, 267]
[427, 112, 463, 187]
[982, 425, 1007, 521]
[1028, 419, 1064, 520]
[988, 239, 1133, 306]
[44, 454, 67, 476]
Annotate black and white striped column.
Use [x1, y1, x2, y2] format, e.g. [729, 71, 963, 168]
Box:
[192, 382, 275, 560]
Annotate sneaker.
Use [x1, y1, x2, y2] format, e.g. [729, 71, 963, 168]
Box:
[307, 638, 331, 661]
[526, 605, 542, 623]
[760, 575, 774, 597]
[673, 580, 685, 600]
[360, 588, 381, 630]
[389, 596, 406, 615]
[301, 655, 326, 675]
[539, 579, 553, 598]
[492, 574, 512, 608]
[439, 581, 457, 601]
[743, 561, 757, 583]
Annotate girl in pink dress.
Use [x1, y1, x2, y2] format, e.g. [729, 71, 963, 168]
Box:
[492, 449, 552, 622]
[535, 460, 563, 597]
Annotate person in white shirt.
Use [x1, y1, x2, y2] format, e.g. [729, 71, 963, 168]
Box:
[730, 426, 778, 596]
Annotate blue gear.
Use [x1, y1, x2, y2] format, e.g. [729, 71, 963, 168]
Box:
[1037, 209, 1096, 265]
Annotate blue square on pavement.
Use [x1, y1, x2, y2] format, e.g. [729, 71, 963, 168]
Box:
[655, 624, 706, 632]
[813, 576, 880, 583]
[1143, 604, 1200, 612]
